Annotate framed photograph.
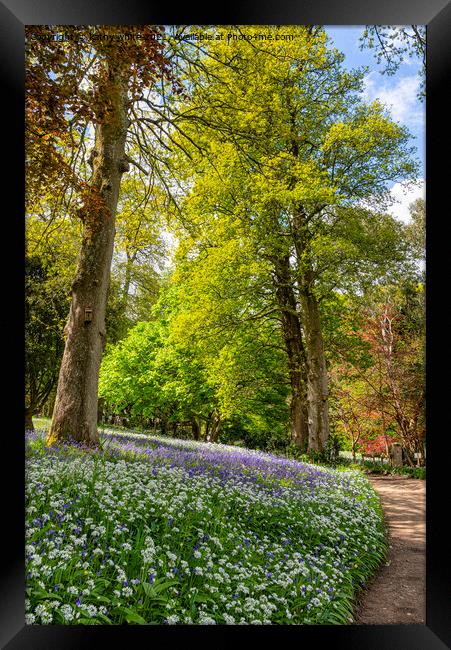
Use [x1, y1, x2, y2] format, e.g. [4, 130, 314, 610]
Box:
[2, 0, 450, 648]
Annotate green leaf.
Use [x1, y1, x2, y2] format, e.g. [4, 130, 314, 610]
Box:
[152, 579, 179, 594]
[95, 612, 113, 625]
[77, 617, 102, 625]
[193, 593, 216, 604]
[31, 589, 63, 602]
[141, 582, 168, 601]
[115, 607, 148, 624]
[91, 594, 111, 604]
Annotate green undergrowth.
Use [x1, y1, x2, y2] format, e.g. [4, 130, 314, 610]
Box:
[25, 427, 387, 625]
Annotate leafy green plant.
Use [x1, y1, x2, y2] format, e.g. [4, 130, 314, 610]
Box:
[25, 429, 387, 625]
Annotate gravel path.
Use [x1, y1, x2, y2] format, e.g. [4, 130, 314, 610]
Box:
[353, 475, 426, 625]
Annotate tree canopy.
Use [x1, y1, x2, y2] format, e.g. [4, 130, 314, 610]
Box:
[26, 25, 425, 460]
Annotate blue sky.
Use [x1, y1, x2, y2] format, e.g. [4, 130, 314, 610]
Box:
[324, 26, 425, 223]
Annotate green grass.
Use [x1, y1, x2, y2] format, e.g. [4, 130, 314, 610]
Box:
[31, 417, 51, 431]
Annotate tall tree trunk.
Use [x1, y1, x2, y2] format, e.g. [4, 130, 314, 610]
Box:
[209, 410, 221, 443]
[272, 254, 308, 449]
[299, 282, 330, 452]
[290, 209, 330, 453]
[25, 406, 34, 431]
[289, 370, 309, 449]
[47, 62, 130, 447]
[191, 416, 200, 441]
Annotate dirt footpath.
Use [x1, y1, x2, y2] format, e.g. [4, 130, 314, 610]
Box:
[353, 475, 426, 625]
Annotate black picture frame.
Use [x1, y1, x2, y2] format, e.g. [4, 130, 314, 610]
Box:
[2, 0, 450, 647]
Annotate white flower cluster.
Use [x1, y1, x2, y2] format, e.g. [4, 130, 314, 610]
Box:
[141, 535, 156, 565]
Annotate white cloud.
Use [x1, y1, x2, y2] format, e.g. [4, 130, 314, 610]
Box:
[388, 179, 425, 224]
[363, 71, 423, 127]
